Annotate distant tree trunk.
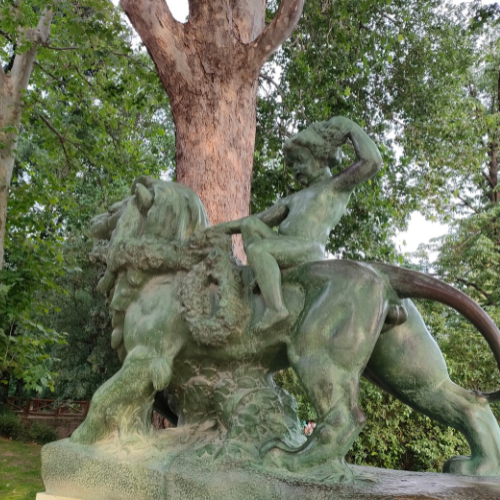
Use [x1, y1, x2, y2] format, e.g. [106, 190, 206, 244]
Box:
[0, 371, 9, 406]
[120, 0, 304, 258]
[485, 69, 500, 205]
[0, 8, 54, 269]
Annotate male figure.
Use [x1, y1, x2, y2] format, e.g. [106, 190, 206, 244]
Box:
[213, 116, 383, 332]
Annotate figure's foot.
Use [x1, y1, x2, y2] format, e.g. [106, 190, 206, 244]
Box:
[443, 455, 500, 477]
[253, 307, 289, 332]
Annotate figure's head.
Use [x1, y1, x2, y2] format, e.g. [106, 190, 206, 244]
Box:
[283, 145, 324, 186]
[283, 118, 345, 185]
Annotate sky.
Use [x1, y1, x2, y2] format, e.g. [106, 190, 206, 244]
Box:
[166, 0, 189, 22]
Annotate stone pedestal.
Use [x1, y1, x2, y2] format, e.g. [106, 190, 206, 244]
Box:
[40, 439, 500, 500]
[37, 495, 76, 500]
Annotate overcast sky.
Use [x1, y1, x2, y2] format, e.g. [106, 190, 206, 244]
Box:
[166, 0, 188, 22]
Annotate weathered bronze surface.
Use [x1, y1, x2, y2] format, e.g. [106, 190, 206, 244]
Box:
[40, 118, 500, 498]
[41, 440, 500, 500]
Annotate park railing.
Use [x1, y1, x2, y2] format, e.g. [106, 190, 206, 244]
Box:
[6, 397, 90, 418]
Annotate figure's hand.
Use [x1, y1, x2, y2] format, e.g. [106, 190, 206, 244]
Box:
[187, 224, 230, 250]
[326, 116, 382, 189]
[204, 224, 230, 238]
[324, 116, 355, 148]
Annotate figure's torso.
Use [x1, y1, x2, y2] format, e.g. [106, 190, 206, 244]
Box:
[278, 184, 351, 246]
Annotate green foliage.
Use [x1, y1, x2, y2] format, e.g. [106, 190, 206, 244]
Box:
[256, 0, 479, 261]
[274, 369, 316, 422]
[348, 380, 469, 472]
[0, 412, 26, 441]
[0, 413, 58, 445]
[27, 421, 58, 445]
[1, 0, 175, 395]
[39, 238, 121, 400]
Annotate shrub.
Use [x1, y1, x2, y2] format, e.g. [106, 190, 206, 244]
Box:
[0, 412, 27, 441]
[28, 422, 59, 445]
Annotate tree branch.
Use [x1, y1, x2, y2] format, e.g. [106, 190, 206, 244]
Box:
[455, 277, 494, 306]
[259, 73, 285, 101]
[249, 0, 305, 71]
[74, 65, 92, 87]
[37, 113, 73, 175]
[10, 8, 55, 91]
[40, 44, 78, 51]
[0, 28, 13, 42]
[482, 170, 495, 188]
[110, 51, 154, 72]
[120, 0, 192, 84]
[33, 61, 59, 82]
[457, 194, 479, 214]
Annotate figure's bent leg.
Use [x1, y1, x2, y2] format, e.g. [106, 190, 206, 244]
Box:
[365, 299, 500, 476]
[241, 217, 290, 331]
[246, 241, 289, 331]
[268, 273, 387, 479]
[243, 221, 324, 332]
[240, 216, 275, 243]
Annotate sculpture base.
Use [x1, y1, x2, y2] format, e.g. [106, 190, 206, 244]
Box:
[37, 495, 76, 500]
[41, 438, 500, 500]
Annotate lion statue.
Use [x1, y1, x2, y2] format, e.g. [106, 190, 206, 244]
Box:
[71, 176, 500, 480]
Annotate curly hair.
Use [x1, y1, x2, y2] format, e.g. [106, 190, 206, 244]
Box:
[283, 118, 344, 168]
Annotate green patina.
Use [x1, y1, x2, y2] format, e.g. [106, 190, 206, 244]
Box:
[41, 118, 500, 499]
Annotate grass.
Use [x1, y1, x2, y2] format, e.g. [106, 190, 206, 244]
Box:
[0, 436, 43, 500]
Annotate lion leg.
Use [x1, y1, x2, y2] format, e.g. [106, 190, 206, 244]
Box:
[71, 346, 177, 445]
[365, 299, 500, 476]
[269, 275, 387, 478]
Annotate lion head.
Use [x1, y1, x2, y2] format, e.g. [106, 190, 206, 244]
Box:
[90, 176, 212, 293]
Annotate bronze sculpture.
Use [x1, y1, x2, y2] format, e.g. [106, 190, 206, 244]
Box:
[39, 118, 500, 500]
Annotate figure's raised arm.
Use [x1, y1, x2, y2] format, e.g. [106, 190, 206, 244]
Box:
[328, 117, 383, 192]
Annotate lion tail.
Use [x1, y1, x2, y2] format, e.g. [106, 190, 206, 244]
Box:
[370, 262, 500, 403]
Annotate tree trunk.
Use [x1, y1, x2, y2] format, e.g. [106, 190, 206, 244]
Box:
[172, 77, 258, 257]
[487, 68, 500, 205]
[490, 145, 499, 204]
[120, 0, 305, 259]
[0, 7, 54, 270]
[0, 371, 10, 407]
[0, 77, 20, 270]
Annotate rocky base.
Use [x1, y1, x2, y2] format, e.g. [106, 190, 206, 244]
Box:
[40, 439, 500, 500]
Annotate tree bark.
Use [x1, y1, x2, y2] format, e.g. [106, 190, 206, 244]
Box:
[120, 0, 304, 258]
[487, 68, 500, 205]
[0, 7, 54, 269]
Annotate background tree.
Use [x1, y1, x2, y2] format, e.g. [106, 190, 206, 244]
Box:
[2, 0, 499, 475]
[255, 0, 478, 260]
[0, 0, 55, 269]
[0, 0, 176, 401]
